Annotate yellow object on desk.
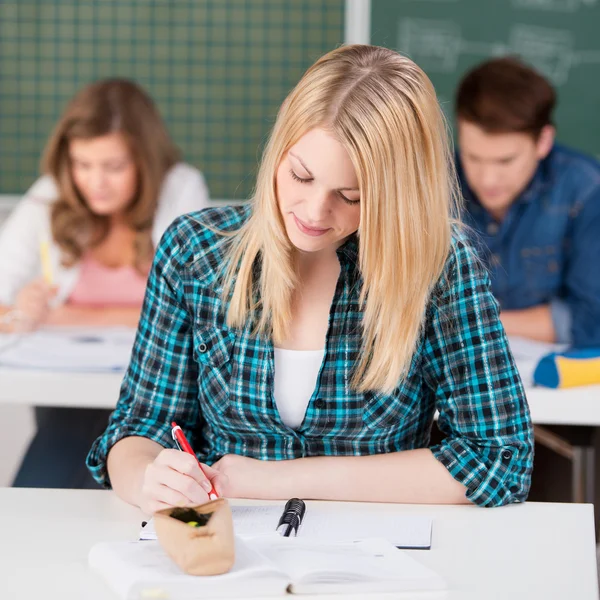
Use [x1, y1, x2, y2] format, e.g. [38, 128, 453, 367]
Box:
[556, 355, 600, 388]
[534, 348, 600, 388]
[39, 240, 53, 285]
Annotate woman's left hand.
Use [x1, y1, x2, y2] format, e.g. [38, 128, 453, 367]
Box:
[211, 454, 277, 499]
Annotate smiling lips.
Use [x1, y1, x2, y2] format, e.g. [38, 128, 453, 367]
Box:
[293, 214, 331, 237]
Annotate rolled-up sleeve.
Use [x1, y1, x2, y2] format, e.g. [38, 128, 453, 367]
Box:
[87, 218, 202, 488]
[424, 236, 534, 507]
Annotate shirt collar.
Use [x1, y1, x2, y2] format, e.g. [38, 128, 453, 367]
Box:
[336, 233, 359, 265]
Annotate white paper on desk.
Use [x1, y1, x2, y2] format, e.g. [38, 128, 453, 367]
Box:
[140, 504, 433, 549]
[139, 505, 285, 541]
[91, 536, 445, 599]
[296, 505, 433, 548]
[508, 336, 567, 386]
[0, 326, 136, 372]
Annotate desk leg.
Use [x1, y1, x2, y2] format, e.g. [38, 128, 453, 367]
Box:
[573, 448, 584, 503]
[585, 446, 595, 505]
[534, 425, 595, 504]
[570, 446, 595, 504]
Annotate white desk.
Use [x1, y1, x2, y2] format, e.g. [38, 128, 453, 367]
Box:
[527, 385, 600, 426]
[1, 366, 599, 426]
[0, 368, 123, 409]
[0, 488, 597, 600]
[4, 367, 597, 502]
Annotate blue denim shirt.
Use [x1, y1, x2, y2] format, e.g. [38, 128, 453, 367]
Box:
[457, 144, 600, 347]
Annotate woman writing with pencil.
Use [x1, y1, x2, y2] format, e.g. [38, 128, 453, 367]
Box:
[89, 46, 533, 512]
[0, 79, 209, 487]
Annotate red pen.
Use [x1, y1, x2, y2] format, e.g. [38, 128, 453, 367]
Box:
[171, 421, 219, 500]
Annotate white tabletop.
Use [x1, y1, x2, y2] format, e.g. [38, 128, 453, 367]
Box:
[0, 488, 597, 600]
[526, 384, 600, 426]
[0, 368, 123, 409]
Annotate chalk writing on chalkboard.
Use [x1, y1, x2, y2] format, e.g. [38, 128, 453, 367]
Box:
[398, 18, 600, 85]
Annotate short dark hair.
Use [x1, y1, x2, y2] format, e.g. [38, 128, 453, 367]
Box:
[455, 57, 556, 138]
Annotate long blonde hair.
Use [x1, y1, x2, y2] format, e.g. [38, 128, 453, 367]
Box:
[224, 45, 460, 393]
[43, 78, 180, 272]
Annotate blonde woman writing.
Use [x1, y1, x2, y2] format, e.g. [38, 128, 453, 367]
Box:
[0, 79, 209, 487]
[88, 46, 533, 512]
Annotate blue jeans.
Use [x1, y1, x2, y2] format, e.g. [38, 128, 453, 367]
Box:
[12, 407, 111, 489]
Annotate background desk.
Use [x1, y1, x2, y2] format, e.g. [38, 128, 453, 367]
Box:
[2, 366, 599, 425]
[0, 368, 123, 409]
[0, 489, 597, 600]
[1, 367, 599, 502]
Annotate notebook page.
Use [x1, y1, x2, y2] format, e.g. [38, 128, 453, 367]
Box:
[230, 504, 284, 537]
[297, 506, 432, 548]
[253, 537, 446, 594]
[0, 326, 136, 372]
[139, 504, 283, 540]
[89, 537, 289, 599]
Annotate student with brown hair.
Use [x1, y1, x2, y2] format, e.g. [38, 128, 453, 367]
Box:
[455, 57, 600, 348]
[0, 78, 209, 487]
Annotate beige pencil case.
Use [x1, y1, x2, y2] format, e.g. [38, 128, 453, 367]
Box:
[153, 498, 235, 576]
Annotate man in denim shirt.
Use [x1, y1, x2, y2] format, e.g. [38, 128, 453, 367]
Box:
[455, 57, 600, 348]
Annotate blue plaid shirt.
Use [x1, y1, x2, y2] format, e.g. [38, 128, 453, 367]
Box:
[88, 205, 533, 507]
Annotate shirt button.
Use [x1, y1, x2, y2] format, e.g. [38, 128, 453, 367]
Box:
[315, 398, 326, 409]
[487, 222, 499, 236]
[502, 450, 512, 461]
[199, 343, 208, 353]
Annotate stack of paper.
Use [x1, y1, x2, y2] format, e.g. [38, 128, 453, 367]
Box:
[0, 326, 137, 372]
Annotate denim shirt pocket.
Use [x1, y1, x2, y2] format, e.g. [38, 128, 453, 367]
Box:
[521, 245, 562, 301]
[193, 325, 236, 421]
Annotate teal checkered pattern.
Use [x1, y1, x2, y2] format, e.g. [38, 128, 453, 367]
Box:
[88, 205, 533, 507]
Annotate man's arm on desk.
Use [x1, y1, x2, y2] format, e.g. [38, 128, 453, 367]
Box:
[500, 304, 556, 344]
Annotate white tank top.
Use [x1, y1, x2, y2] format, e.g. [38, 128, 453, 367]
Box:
[273, 348, 325, 429]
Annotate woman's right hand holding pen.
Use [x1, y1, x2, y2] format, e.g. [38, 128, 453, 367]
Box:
[7, 278, 57, 332]
[139, 449, 227, 515]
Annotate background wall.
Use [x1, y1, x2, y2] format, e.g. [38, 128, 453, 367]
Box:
[0, 0, 345, 199]
[0, 0, 346, 487]
[371, 0, 600, 156]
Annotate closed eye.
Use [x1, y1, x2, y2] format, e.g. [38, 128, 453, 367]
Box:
[290, 169, 312, 184]
[338, 192, 360, 206]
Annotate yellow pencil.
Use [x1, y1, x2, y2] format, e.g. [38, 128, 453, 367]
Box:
[40, 240, 54, 285]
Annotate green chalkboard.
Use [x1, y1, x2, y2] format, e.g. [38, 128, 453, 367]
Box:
[0, 0, 344, 198]
[371, 0, 600, 157]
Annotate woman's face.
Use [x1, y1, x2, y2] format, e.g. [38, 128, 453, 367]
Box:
[276, 128, 361, 255]
[69, 132, 138, 217]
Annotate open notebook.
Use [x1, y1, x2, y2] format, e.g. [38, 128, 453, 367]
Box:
[140, 503, 433, 549]
[90, 536, 446, 598]
[0, 326, 136, 371]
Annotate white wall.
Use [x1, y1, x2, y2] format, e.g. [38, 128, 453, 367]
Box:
[0, 197, 36, 486]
